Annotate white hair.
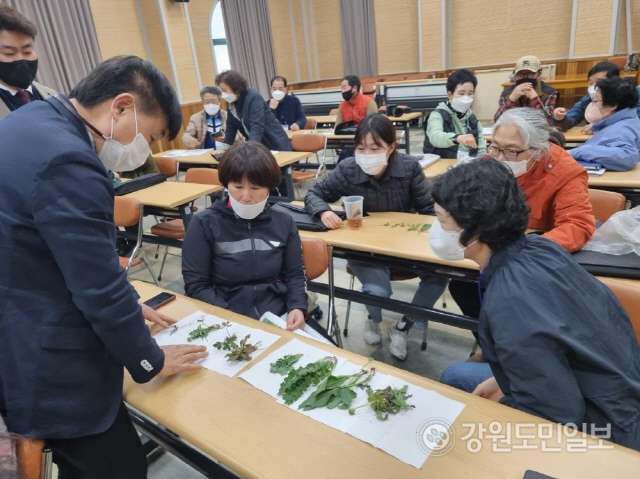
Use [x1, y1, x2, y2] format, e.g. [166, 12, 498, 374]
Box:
[493, 108, 553, 158]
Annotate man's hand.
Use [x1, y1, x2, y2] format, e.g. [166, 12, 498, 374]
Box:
[290, 123, 300, 131]
[472, 376, 504, 402]
[286, 309, 306, 330]
[508, 83, 531, 102]
[523, 85, 539, 100]
[141, 303, 176, 329]
[581, 123, 595, 135]
[456, 134, 477, 148]
[185, 136, 199, 149]
[269, 98, 279, 109]
[553, 108, 567, 121]
[158, 345, 209, 376]
[320, 211, 343, 229]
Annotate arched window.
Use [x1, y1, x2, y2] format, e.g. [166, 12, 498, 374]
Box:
[211, 2, 230, 72]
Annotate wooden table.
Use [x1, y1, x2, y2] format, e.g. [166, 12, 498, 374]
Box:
[124, 281, 640, 479]
[153, 150, 313, 203]
[307, 112, 422, 153]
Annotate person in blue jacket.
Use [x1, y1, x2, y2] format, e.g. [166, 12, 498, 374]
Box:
[0, 56, 208, 478]
[553, 61, 640, 132]
[569, 76, 640, 171]
[433, 159, 640, 452]
[216, 69, 292, 151]
[267, 75, 306, 131]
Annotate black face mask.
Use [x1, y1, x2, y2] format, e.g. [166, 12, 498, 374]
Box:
[515, 77, 538, 89]
[342, 89, 354, 101]
[0, 59, 38, 90]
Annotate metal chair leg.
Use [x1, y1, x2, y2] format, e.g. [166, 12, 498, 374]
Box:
[154, 244, 161, 259]
[142, 253, 160, 286]
[343, 274, 355, 337]
[470, 340, 479, 357]
[42, 447, 53, 479]
[421, 323, 428, 351]
[157, 246, 169, 281]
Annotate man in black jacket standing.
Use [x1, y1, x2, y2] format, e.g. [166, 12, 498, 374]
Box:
[0, 56, 208, 478]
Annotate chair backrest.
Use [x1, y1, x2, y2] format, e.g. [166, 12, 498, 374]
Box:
[600, 279, 640, 345]
[607, 56, 627, 69]
[304, 118, 317, 130]
[301, 237, 328, 280]
[329, 108, 339, 116]
[16, 438, 44, 479]
[185, 168, 222, 186]
[114, 196, 141, 227]
[588, 188, 627, 223]
[362, 82, 376, 97]
[291, 134, 326, 153]
[154, 157, 178, 179]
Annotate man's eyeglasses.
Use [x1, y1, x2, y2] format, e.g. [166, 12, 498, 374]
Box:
[488, 145, 530, 160]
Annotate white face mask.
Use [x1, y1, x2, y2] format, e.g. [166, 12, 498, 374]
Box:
[98, 105, 151, 172]
[355, 148, 389, 176]
[450, 95, 474, 114]
[428, 219, 475, 261]
[204, 104, 220, 116]
[272, 90, 286, 101]
[502, 157, 532, 178]
[222, 92, 237, 103]
[588, 85, 597, 100]
[228, 190, 268, 220]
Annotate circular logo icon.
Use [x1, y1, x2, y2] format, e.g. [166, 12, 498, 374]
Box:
[417, 418, 455, 456]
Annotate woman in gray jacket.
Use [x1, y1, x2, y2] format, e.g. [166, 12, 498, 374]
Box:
[305, 114, 448, 360]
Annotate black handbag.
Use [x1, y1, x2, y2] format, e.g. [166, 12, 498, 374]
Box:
[334, 120, 357, 136]
[114, 173, 166, 196]
[270, 202, 346, 232]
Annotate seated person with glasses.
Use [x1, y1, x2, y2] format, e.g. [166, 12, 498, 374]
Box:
[447, 108, 596, 351]
[431, 158, 640, 452]
[569, 76, 640, 172]
[494, 55, 557, 124]
[183, 86, 229, 149]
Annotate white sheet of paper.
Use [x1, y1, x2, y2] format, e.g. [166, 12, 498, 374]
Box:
[153, 310, 281, 377]
[240, 339, 466, 468]
[482, 126, 493, 135]
[162, 149, 214, 158]
[418, 154, 440, 168]
[259, 312, 333, 345]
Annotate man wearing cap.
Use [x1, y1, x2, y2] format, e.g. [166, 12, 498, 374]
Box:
[494, 55, 557, 124]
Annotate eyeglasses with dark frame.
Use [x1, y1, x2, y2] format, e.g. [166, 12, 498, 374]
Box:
[488, 145, 531, 160]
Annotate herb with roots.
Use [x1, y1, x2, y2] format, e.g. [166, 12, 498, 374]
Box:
[213, 330, 260, 362]
[278, 356, 337, 405]
[298, 359, 376, 412]
[348, 384, 415, 420]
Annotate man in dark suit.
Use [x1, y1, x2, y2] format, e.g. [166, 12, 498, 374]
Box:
[0, 55, 208, 478]
[0, 5, 57, 119]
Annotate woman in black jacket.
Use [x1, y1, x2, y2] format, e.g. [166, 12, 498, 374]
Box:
[216, 70, 292, 151]
[182, 141, 306, 329]
[304, 114, 448, 360]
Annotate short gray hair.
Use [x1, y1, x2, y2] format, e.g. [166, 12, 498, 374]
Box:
[493, 108, 553, 157]
[200, 86, 221, 98]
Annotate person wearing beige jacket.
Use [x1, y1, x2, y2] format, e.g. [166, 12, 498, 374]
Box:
[182, 86, 229, 148]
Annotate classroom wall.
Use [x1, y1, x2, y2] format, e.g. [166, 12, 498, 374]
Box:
[616, 0, 640, 54]
[267, 0, 343, 85]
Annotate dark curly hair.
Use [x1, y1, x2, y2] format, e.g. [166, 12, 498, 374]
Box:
[432, 159, 530, 251]
[215, 70, 249, 96]
[596, 76, 639, 111]
[446, 69, 477, 93]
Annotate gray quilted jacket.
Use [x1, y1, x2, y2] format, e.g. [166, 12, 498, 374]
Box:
[304, 153, 434, 217]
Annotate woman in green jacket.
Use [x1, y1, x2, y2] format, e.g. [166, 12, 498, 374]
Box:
[423, 69, 487, 161]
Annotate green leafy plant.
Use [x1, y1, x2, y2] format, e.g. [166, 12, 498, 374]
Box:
[213, 330, 261, 362]
[298, 359, 375, 412]
[382, 222, 431, 232]
[169, 325, 178, 336]
[262, 318, 278, 327]
[270, 354, 304, 375]
[187, 319, 230, 342]
[278, 356, 337, 405]
[349, 385, 415, 420]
